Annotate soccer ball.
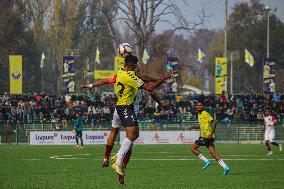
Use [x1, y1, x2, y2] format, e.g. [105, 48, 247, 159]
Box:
[118, 43, 133, 57]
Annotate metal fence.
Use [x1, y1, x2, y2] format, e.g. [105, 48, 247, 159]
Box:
[0, 121, 283, 144]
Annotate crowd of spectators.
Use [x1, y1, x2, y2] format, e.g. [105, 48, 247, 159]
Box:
[0, 92, 114, 129]
[153, 93, 284, 124]
[0, 92, 284, 128]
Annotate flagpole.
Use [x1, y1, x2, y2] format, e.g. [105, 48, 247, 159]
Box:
[86, 57, 90, 95]
[230, 53, 233, 94]
[41, 69, 43, 93]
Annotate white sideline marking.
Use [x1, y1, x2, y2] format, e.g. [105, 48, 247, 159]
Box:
[49, 154, 89, 160]
[21, 159, 41, 161]
[55, 158, 84, 160]
[91, 158, 284, 161]
[168, 155, 283, 158]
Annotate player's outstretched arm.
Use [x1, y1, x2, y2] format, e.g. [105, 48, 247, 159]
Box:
[81, 75, 116, 89]
[272, 116, 279, 126]
[136, 72, 158, 82]
[142, 72, 172, 92]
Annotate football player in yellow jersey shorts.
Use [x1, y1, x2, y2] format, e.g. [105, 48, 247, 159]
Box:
[111, 55, 171, 176]
[188, 101, 230, 175]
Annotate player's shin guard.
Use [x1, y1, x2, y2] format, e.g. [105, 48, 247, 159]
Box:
[122, 149, 132, 169]
[105, 145, 114, 160]
[116, 138, 133, 165]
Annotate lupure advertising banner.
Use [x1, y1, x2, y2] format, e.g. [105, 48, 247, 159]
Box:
[30, 131, 110, 145]
[30, 131, 200, 145]
[119, 131, 200, 144]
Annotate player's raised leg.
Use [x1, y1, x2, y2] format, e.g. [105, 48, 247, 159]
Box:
[103, 109, 122, 167]
[112, 126, 138, 175]
[103, 127, 119, 167]
[208, 145, 230, 175]
[118, 149, 132, 185]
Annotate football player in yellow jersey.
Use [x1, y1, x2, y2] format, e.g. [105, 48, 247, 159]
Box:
[81, 66, 170, 184]
[188, 101, 230, 175]
[111, 55, 171, 176]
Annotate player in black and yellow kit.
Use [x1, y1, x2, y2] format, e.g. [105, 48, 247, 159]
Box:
[81, 64, 170, 184]
[188, 101, 230, 175]
[111, 55, 171, 176]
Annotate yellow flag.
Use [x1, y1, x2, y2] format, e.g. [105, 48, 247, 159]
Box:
[197, 49, 205, 64]
[9, 55, 22, 94]
[40, 52, 45, 68]
[245, 49, 254, 67]
[142, 48, 150, 64]
[95, 46, 100, 64]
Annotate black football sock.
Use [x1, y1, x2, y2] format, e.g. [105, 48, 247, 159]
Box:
[266, 141, 271, 151]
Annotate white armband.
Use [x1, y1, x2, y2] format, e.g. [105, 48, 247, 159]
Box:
[88, 84, 93, 88]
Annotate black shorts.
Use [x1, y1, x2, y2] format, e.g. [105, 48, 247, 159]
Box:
[116, 105, 138, 127]
[76, 130, 82, 137]
[195, 137, 215, 147]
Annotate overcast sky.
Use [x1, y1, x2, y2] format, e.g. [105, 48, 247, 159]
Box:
[156, 0, 284, 32]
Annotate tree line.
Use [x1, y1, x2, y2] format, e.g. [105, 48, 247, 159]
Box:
[0, 0, 283, 95]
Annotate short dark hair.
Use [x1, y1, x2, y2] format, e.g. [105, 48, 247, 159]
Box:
[264, 107, 271, 112]
[196, 100, 204, 105]
[125, 55, 138, 66]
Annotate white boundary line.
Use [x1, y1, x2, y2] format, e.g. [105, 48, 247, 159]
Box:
[19, 153, 284, 161]
[102, 158, 284, 161]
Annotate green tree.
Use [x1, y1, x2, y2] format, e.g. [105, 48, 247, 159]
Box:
[227, 0, 284, 93]
[0, 0, 40, 93]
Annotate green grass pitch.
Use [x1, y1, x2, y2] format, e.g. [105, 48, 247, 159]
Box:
[1, 144, 284, 189]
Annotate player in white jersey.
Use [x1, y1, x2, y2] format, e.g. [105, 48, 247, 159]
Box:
[263, 108, 282, 155]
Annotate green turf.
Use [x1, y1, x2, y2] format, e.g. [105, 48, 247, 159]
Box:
[0, 144, 284, 189]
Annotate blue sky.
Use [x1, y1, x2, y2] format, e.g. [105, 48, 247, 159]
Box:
[156, 0, 284, 32]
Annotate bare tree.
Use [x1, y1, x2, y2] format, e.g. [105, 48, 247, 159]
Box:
[114, 0, 207, 66]
[25, 0, 52, 48]
[97, 0, 119, 53]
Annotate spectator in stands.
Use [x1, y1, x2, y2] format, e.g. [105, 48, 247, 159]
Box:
[4, 122, 13, 144]
[152, 111, 161, 130]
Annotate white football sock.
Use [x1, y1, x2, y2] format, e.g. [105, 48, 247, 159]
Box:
[198, 154, 209, 162]
[218, 159, 228, 169]
[116, 138, 133, 165]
